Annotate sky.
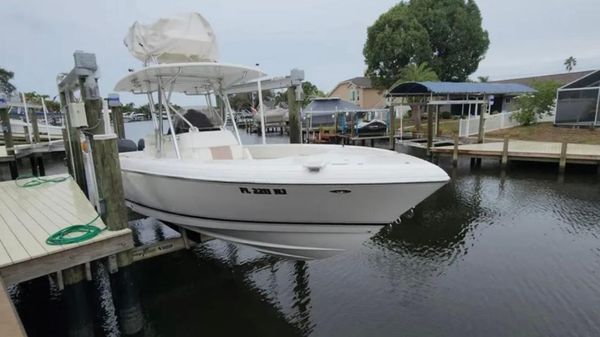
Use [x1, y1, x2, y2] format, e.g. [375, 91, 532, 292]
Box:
[2, 0, 600, 105]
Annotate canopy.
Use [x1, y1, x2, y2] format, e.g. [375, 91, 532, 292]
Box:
[114, 62, 267, 94]
[389, 81, 535, 96]
[124, 13, 219, 64]
[303, 97, 362, 117]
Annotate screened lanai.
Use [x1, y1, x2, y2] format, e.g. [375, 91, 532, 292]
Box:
[555, 70, 600, 126]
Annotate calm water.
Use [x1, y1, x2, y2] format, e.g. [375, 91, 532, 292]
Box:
[4, 124, 600, 337]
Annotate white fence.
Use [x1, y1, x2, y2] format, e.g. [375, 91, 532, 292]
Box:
[458, 111, 554, 137]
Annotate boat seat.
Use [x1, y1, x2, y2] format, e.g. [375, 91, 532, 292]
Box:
[210, 146, 233, 160]
[182, 145, 252, 160]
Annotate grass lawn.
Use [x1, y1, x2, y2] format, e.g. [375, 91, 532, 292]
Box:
[486, 122, 600, 145]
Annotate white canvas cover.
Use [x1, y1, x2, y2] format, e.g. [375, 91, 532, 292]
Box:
[124, 13, 219, 64]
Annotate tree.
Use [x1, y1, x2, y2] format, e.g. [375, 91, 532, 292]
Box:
[23, 91, 61, 112]
[0, 67, 16, 94]
[274, 81, 325, 108]
[300, 81, 325, 107]
[512, 80, 561, 126]
[121, 102, 136, 114]
[564, 56, 577, 72]
[364, 4, 432, 89]
[391, 62, 439, 131]
[364, 0, 489, 87]
[477, 76, 489, 82]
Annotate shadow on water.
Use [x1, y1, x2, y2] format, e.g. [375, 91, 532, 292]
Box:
[133, 246, 306, 337]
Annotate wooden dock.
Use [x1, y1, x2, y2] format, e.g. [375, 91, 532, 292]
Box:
[0, 175, 133, 285]
[432, 140, 600, 169]
[0, 175, 134, 337]
[0, 141, 65, 161]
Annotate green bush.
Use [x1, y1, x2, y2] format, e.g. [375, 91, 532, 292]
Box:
[513, 80, 560, 126]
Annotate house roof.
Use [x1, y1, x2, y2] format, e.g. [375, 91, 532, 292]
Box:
[389, 81, 535, 96]
[345, 76, 372, 88]
[329, 76, 374, 96]
[560, 70, 600, 89]
[492, 70, 595, 87]
[303, 97, 362, 115]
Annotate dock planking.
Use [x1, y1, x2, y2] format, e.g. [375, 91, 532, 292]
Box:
[0, 175, 133, 285]
[432, 140, 600, 165]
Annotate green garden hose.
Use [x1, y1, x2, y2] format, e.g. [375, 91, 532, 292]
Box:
[15, 175, 106, 245]
[15, 174, 71, 188]
[45, 214, 105, 245]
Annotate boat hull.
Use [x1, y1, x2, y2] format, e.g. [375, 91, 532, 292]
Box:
[121, 170, 446, 259]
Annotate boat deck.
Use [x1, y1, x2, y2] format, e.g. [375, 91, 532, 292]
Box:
[0, 175, 133, 285]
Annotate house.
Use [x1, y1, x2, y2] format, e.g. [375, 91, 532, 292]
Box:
[328, 77, 385, 109]
[492, 70, 596, 113]
[555, 70, 600, 126]
[493, 70, 600, 127]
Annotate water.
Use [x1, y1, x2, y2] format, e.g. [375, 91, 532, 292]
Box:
[5, 132, 600, 337]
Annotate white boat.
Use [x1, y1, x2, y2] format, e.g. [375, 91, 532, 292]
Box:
[114, 13, 449, 260]
[252, 107, 288, 124]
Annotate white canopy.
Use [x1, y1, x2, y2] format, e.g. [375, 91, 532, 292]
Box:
[124, 13, 219, 64]
[113, 62, 267, 94]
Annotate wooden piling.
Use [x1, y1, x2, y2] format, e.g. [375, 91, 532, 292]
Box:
[477, 97, 487, 144]
[92, 133, 144, 335]
[91, 134, 128, 230]
[112, 105, 126, 139]
[452, 134, 459, 167]
[0, 107, 18, 179]
[59, 91, 87, 194]
[63, 265, 94, 337]
[389, 105, 396, 150]
[61, 128, 74, 177]
[29, 108, 41, 144]
[287, 86, 301, 144]
[559, 141, 568, 174]
[427, 104, 433, 157]
[501, 136, 509, 169]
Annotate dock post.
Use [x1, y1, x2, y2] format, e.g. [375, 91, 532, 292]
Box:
[29, 156, 39, 176]
[59, 91, 88, 194]
[427, 104, 433, 157]
[63, 265, 94, 337]
[288, 86, 301, 144]
[92, 134, 144, 335]
[452, 134, 459, 167]
[0, 104, 19, 179]
[29, 107, 41, 144]
[559, 141, 568, 174]
[389, 105, 396, 150]
[28, 105, 42, 177]
[501, 136, 509, 169]
[477, 96, 487, 144]
[112, 106, 126, 140]
[79, 77, 106, 135]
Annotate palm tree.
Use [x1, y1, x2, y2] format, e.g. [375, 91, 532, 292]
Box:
[564, 56, 577, 72]
[477, 76, 489, 83]
[391, 62, 439, 131]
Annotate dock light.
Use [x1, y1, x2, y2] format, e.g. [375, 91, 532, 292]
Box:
[107, 93, 122, 107]
[0, 93, 7, 109]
